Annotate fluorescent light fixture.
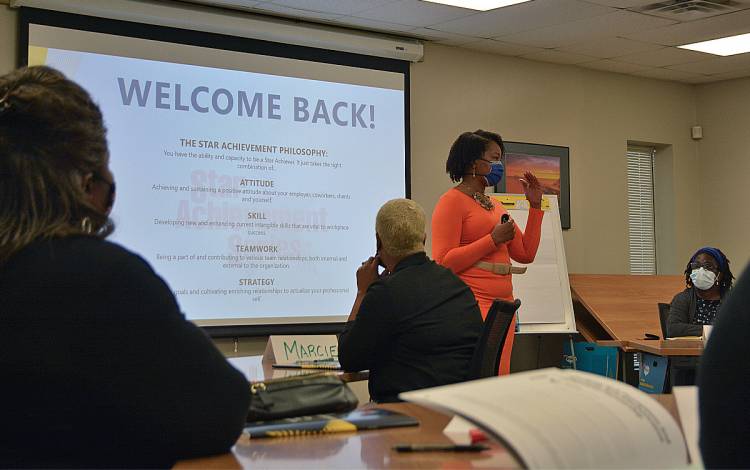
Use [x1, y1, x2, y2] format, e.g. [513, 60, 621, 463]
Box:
[678, 32, 750, 56]
[421, 0, 532, 11]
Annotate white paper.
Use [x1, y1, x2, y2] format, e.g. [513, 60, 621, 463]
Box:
[674, 386, 703, 468]
[493, 195, 576, 333]
[263, 334, 339, 365]
[443, 416, 474, 445]
[401, 368, 688, 469]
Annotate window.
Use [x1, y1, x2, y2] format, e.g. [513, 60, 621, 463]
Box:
[627, 146, 656, 274]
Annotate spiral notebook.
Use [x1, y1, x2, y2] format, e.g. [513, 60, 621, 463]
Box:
[244, 408, 418, 438]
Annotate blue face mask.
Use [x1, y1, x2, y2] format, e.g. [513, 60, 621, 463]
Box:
[484, 162, 504, 187]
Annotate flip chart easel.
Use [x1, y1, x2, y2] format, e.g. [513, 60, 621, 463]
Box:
[490, 194, 576, 334]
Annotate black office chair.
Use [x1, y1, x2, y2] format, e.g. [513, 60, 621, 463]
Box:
[658, 302, 671, 339]
[467, 298, 521, 380]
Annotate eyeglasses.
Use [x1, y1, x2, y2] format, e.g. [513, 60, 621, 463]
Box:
[690, 261, 718, 272]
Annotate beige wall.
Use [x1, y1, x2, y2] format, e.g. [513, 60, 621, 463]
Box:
[411, 43, 700, 275]
[2, 5, 744, 370]
[696, 78, 750, 274]
[0, 7, 703, 275]
[0, 5, 16, 74]
[2, 7, 743, 278]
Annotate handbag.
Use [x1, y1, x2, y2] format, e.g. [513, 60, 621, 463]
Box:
[247, 372, 359, 421]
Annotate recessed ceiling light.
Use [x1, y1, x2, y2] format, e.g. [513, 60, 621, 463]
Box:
[421, 0, 532, 11]
[678, 32, 750, 56]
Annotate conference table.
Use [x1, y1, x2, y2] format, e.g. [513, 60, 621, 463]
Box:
[175, 395, 680, 469]
[569, 274, 686, 343]
[569, 274, 703, 389]
[626, 339, 703, 357]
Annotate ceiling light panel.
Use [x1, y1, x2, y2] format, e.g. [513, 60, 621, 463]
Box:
[421, 0, 532, 11]
[679, 32, 750, 55]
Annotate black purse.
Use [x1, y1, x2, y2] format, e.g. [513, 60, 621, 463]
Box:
[247, 372, 359, 421]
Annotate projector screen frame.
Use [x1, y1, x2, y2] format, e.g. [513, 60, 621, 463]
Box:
[18, 7, 411, 338]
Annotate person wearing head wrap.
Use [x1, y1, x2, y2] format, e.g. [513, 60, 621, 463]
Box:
[666, 247, 734, 338]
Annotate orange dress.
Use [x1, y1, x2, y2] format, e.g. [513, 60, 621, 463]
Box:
[431, 188, 544, 375]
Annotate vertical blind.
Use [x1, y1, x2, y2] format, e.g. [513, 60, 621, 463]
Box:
[627, 146, 656, 275]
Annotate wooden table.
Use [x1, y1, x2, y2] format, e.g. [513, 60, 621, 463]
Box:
[175, 396, 680, 469]
[569, 274, 685, 343]
[625, 339, 703, 357]
[227, 355, 369, 383]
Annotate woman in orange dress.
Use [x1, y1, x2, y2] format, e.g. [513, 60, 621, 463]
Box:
[432, 130, 544, 375]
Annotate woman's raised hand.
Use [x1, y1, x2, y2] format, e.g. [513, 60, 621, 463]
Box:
[520, 172, 543, 209]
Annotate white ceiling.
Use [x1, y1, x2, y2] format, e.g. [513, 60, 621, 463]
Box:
[181, 0, 750, 84]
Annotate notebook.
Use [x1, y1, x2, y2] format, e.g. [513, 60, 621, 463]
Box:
[244, 408, 418, 438]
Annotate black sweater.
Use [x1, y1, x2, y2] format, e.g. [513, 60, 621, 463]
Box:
[0, 237, 250, 468]
[667, 288, 726, 337]
[338, 252, 483, 402]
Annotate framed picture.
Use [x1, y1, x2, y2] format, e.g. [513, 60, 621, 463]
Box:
[496, 141, 571, 229]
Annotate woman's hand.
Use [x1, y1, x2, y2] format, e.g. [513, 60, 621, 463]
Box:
[491, 219, 515, 246]
[356, 256, 381, 294]
[520, 172, 543, 209]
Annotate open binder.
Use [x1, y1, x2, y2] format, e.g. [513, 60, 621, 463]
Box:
[401, 368, 688, 469]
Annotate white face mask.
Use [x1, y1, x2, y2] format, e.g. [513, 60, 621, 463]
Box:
[690, 268, 717, 291]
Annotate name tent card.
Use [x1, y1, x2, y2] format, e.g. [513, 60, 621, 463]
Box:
[262, 335, 339, 365]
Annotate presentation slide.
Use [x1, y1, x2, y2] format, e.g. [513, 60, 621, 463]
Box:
[27, 23, 406, 326]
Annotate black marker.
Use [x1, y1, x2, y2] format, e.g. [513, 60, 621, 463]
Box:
[393, 444, 489, 453]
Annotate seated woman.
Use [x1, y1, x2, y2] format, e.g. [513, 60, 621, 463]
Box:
[0, 67, 249, 467]
[667, 247, 734, 338]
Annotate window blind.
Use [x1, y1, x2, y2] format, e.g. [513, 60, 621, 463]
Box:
[627, 146, 656, 275]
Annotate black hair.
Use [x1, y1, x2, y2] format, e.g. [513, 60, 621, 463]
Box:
[684, 248, 734, 294]
[473, 129, 506, 156]
[445, 132, 490, 182]
[0, 66, 111, 265]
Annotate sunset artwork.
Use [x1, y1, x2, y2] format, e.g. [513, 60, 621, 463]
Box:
[504, 153, 561, 198]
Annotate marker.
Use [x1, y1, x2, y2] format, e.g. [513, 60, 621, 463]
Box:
[393, 444, 489, 453]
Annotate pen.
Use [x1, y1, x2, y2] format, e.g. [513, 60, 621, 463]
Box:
[393, 444, 489, 453]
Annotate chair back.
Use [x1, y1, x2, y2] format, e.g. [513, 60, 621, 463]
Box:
[658, 302, 671, 339]
[468, 299, 521, 380]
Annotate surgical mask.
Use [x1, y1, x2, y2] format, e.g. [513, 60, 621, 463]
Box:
[484, 162, 504, 187]
[690, 268, 717, 291]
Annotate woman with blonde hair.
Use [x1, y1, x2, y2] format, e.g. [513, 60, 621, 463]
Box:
[0, 66, 249, 467]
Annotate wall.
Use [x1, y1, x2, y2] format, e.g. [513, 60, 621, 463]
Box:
[410, 43, 700, 275]
[0, 6, 716, 367]
[695, 77, 750, 274]
[0, 5, 16, 73]
[0, 6, 701, 275]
